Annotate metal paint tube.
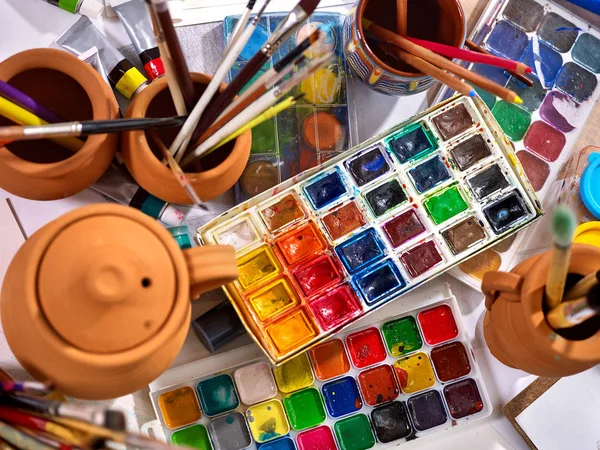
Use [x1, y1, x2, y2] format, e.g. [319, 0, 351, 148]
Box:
[78, 47, 111, 87]
[56, 16, 148, 99]
[40, 0, 104, 18]
[112, 0, 165, 80]
[92, 164, 184, 226]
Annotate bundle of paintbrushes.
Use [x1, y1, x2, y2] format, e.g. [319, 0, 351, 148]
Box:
[143, 0, 332, 170]
[543, 206, 600, 331]
[0, 379, 183, 450]
[367, 2, 534, 104]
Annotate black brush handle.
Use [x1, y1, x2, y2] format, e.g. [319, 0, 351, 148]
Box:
[81, 116, 187, 134]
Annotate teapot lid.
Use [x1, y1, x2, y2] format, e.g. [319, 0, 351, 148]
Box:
[37, 212, 177, 354]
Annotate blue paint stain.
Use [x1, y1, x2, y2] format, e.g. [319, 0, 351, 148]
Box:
[387, 124, 437, 164]
[520, 39, 563, 87]
[353, 259, 406, 305]
[322, 377, 363, 418]
[408, 156, 451, 194]
[346, 147, 390, 186]
[258, 437, 296, 450]
[555, 27, 583, 32]
[483, 191, 530, 233]
[240, 18, 270, 61]
[538, 12, 579, 53]
[304, 170, 348, 210]
[485, 20, 528, 60]
[335, 228, 386, 273]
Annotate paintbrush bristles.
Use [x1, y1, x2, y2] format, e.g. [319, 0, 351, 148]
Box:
[299, 0, 320, 14]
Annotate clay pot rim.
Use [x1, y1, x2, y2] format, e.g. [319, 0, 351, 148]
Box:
[355, 0, 467, 79]
[0, 48, 115, 178]
[124, 73, 252, 184]
[26, 204, 192, 367]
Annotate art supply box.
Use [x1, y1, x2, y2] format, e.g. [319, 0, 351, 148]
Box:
[198, 94, 543, 365]
[223, 12, 358, 203]
[145, 284, 492, 449]
[435, 0, 600, 288]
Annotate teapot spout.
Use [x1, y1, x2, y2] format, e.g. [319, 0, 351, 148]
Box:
[183, 245, 239, 299]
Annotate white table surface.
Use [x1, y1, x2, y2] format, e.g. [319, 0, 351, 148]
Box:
[0, 1, 542, 449]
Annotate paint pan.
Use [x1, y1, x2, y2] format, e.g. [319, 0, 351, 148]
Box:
[147, 285, 492, 449]
[433, 0, 600, 290]
[225, 12, 358, 203]
[199, 94, 542, 364]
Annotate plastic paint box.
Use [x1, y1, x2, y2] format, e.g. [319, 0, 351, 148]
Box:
[434, 0, 600, 289]
[223, 12, 358, 204]
[198, 95, 543, 364]
[145, 284, 492, 450]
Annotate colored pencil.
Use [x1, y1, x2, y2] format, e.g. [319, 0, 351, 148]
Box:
[169, 0, 272, 162]
[362, 19, 523, 104]
[223, 0, 257, 59]
[0, 116, 187, 145]
[183, 53, 332, 167]
[565, 270, 600, 301]
[546, 285, 600, 329]
[0, 97, 83, 152]
[149, 0, 195, 110]
[380, 43, 476, 98]
[148, 129, 205, 206]
[545, 206, 576, 308]
[0, 381, 51, 396]
[465, 39, 534, 87]
[396, 0, 407, 36]
[0, 81, 64, 124]
[0, 422, 54, 450]
[408, 37, 533, 75]
[145, 0, 187, 116]
[185, 0, 321, 152]
[201, 94, 303, 157]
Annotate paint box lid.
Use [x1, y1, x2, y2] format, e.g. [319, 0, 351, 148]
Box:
[573, 222, 600, 248]
[581, 152, 600, 219]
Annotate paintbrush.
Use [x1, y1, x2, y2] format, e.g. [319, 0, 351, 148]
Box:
[380, 43, 476, 98]
[0, 116, 187, 145]
[409, 37, 533, 75]
[145, 0, 187, 115]
[169, 0, 272, 162]
[183, 53, 332, 167]
[465, 39, 534, 87]
[15, 427, 76, 450]
[545, 206, 577, 308]
[184, 0, 322, 152]
[565, 270, 600, 301]
[149, 0, 195, 110]
[147, 129, 205, 207]
[363, 19, 523, 104]
[396, 0, 407, 36]
[0, 395, 125, 432]
[223, 0, 257, 59]
[0, 421, 55, 450]
[0, 381, 51, 396]
[546, 284, 600, 330]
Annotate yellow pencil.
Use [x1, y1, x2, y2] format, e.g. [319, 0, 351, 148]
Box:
[203, 94, 302, 156]
[0, 97, 83, 153]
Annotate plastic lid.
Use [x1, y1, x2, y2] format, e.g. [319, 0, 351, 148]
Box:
[573, 222, 600, 248]
[79, 0, 105, 18]
[37, 214, 177, 354]
[581, 152, 600, 220]
[160, 204, 185, 226]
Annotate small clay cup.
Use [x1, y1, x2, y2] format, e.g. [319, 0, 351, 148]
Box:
[0, 49, 119, 200]
[482, 244, 600, 377]
[1, 204, 238, 400]
[122, 73, 252, 204]
[343, 0, 466, 95]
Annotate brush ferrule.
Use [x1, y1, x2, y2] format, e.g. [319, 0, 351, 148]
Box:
[268, 5, 308, 51]
[23, 123, 81, 137]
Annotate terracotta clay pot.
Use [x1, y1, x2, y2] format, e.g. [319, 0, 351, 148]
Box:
[0, 48, 119, 200]
[482, 244, 600, 377]
[1, 204, 238, 400]
[121, 73, 252, 204]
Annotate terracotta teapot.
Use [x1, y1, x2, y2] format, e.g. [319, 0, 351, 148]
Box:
[482, 244, 600, 377]
[1, 204, 238, 400]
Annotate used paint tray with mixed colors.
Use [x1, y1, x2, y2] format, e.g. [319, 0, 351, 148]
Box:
[198, 94, 542, 364]
[223, 12, 358, 203]
[434, 0, 600, 288]
[146, 287, 492, 450]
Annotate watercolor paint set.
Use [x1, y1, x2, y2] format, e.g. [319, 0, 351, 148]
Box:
[434, 0, 600, 288]
[223, 12, 358, 203]
[198, 94, 542, 364]
[145, 284, 492, 450]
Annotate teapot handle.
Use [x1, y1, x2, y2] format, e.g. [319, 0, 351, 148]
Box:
[481, 271, 523, 311]
[182, 245, 238, 299]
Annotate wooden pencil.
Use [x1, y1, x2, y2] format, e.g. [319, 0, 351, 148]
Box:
[380, 43, 476, 98]
[465, 39, 534, 87]
[396, 0, 407, 36]
[362, 19, 523, 104]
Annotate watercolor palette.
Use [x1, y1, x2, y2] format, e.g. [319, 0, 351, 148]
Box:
[434, 0, 600, 288]
[146, 285, 492, 450]
[198, 94, 542, 363]
[223, 12, 357, 204]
